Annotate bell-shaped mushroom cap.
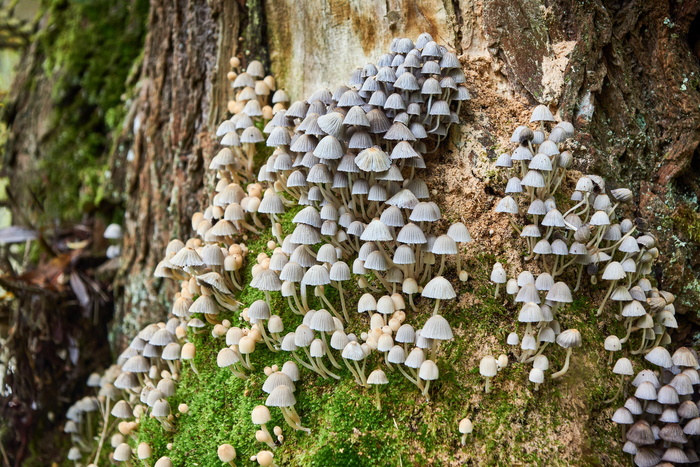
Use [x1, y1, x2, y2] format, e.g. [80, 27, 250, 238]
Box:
[104, 223, 123, 240]
[684, 417, 700, 435]
[601, 261, 626, 281]
[632, 448, 660, 467]
[355, 146, 391, 172]
[154, 457, 173, 467]
[529, 368, 545, 384]
[555, 329, 581, 348]
[670, 373, 694, 396]
[672, 347, 698, 368]
[479, 356, 498, 377]
[418, 360, 439, 381]
[395, 324, 415, 344]
[515, 284, 540, 304]
[387, 345, 406, 364]
[114, 443, 133, 462]
[545, 282, 573, 303]
[367, 369, 389, 385]
[626, 420, 655, 445]
[329, 261, 350, 281]
[490, 264, 507, 283]
[361, 219, 393, 242]
[309, 309, 335, 332]
[302, 265, 330, 286]
[634, 381, 657, 400]
[262, 371, 296, 394]
[281, 361, 300, 382]
[611, 407, 634, 424]
[506, 332, 519, 346]
[265, 385, 296, 407]
[396, 222, 426, 244]
[518, 302, 542, 323]
[623, 397, 643, 415]
[431, 235, 457, 255]
[659, 423, 687, 444]
[530, 104, 554, 122]
[251, 269, 282, 291]
[612, 357, 634, 376]
[660, 447, 689, 464]
[631, 369, 660, 388]
[678, 400, 699, 419]
[421, 276, 456, 300]
[645, 346, 673, 369]
[621, 300, 646, 318]
[342, 341, 365, 361]
[111, 400, 134, 419]
[657, 385, 679, 405]
[405, 348, 426, 369]
[279, 262, 304, 283]
[660, 407, 680, 423]
[421, 315, 453, 341]
[248, 300, 271, 321]
[217, 348, 239, 368]
[169, 246, 205, 268]
[458, 418, 473, 434]
[217, 444, 237, 463]
[604, 335, 621, 352]
[386, 189, 419, 210]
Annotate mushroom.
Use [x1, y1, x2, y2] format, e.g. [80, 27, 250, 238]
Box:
[421, 276, 456, 315]
[458, 417, 473, 446]
[479, 356, 498, 393]
[551, 329, 581, 379]
[367, 369, 389, 409]
[251, 406, 276, 449]
[217, 444, 238, 466]
[265, 385, 310, 432]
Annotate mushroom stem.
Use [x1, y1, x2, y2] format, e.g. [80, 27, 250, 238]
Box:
[291, 286, 305, 315]
[292, 351, 316, 371]
[460, 433, 468, 446]
[91, 399, 112, 465]
[300, 283, 310, 311]
[335, 281, 350, 323]
[596, 280, 618, 316]
[353, 360, 368, 387]
[432, 299, 441, 316]
[437, 255, 446, 276]
[604, 374, 625, 404]
[397, 365, 418, 386]
[318, 291, 341, 320]
[408, 293, 416, 311]
[320, 332, 342, 369]
[551, 348, 573, 379]
[284, 406, 310, 432]
[484, 377, 491, 393]
[316, 358, 340, 379]
[494, 283, 500, 299]
[374, 385, 382, 410]
[422, 380, 431, 398]
[342, 357, 363, 385]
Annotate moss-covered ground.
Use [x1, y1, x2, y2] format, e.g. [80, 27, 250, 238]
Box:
[115, 203, 636, 467]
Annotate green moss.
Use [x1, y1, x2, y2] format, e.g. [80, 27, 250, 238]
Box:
[28, 0, 149, 223]
[673, 204, 700, 243]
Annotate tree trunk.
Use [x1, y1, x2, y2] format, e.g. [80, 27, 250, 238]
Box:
[3, 0, 700, 464]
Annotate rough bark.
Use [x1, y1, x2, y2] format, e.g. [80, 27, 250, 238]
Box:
[3, 0, 700, 463]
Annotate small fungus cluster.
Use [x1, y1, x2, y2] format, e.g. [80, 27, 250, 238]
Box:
[58, 24, 696, 466]
[611, 347, 700, 465]
[63, 33, 477, 464]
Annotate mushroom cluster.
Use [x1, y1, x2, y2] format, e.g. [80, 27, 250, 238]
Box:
[491, 105, 676, 389]
[63, 32, 476, 464]
[611, 346, 700, 466]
